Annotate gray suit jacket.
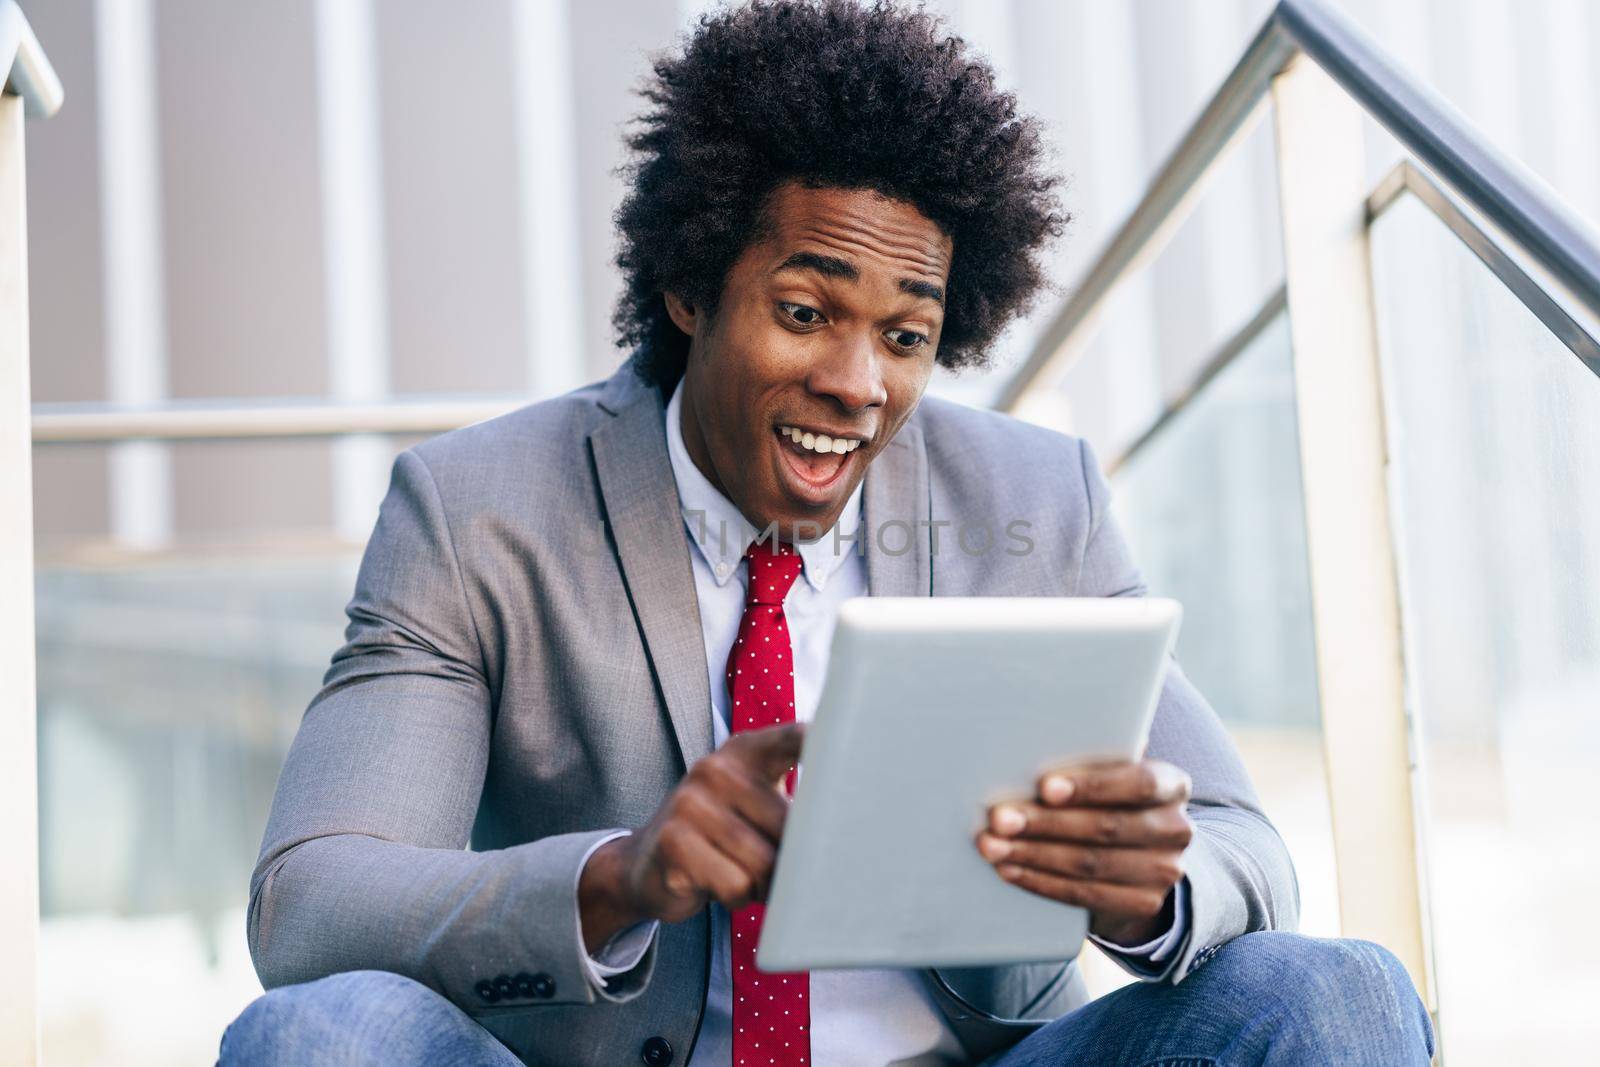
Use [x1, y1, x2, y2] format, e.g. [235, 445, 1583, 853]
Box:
[248, 357, 1299, 1065]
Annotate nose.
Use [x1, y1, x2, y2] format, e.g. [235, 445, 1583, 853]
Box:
[805, 331, 887, 414]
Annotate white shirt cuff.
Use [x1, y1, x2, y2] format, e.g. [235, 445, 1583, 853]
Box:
[573, 830, 661, 989]
[1086, 877, 1190, 975]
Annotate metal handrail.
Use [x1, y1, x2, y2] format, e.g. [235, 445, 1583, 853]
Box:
[1368, 162, 1600, 379]
[1111, 154, 1600, 474]
[31, 395, 528, 444]
[998, 0, 1600, 411]
[1, 0, 63, 118]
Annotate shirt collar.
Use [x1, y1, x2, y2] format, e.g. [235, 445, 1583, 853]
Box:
[664, 380, 863, 592]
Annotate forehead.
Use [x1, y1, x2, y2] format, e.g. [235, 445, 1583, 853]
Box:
[756, 183, 952, 284]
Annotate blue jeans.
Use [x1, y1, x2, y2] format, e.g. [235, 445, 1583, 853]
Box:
[981, 933, 1434, 1066]
[218, 933, 1433, 1066]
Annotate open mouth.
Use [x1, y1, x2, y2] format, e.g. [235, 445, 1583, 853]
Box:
[773, 424, 865, 500]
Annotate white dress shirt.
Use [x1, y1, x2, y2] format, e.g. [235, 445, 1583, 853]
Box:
[572, 382, 1189, 1065]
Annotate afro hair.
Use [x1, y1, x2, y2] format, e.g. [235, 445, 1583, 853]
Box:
[612, 0, 1066, 389]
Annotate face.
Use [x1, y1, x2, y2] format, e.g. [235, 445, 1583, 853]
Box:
[667, 183, 952, 536]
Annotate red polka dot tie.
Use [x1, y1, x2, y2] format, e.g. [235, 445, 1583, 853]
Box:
[726, 539, 809, 1066]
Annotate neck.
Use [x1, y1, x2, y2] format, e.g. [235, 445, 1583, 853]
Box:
[676, 380, 732, 502]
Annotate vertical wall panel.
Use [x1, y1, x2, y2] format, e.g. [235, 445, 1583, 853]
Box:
[98, 0, 174, 548]
[510, 0, 587, 399]
[156, 0, 328, 398]
[315, 0, 391, 544]
[155, 0, 331, 539]
[1129, 1, 1217, 398]
[20, 0, 111, 548]
[21, 0, 105, 405]
[1430, 0, 1524, 164]
[1187, 1, 1276, 344]
[1025, 0, 1165, 447]
[376, 0, 524, 397]
[571, 0, 680, 382]
[1523, 0, 1600, 225]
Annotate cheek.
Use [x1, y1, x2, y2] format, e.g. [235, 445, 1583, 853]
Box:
[696, 321, 758, 414]
[882, 355, 935, 418]
[697, 347, 778, 462]
[716, 321, 809, 407]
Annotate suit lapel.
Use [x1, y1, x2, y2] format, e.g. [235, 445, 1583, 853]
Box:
[588, 362, 932, 766]
[590, 379, 715, 772]
[863, 420, 932, 598]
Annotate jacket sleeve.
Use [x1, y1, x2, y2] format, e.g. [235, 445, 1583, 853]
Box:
[247, 448, 656, 1014]
[1074, 437, 1301, 983]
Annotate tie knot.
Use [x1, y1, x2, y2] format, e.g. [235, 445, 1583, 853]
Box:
[743, 540, 803, 605]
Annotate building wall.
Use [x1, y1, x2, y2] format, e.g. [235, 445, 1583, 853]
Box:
[22, 0, 1600, 556]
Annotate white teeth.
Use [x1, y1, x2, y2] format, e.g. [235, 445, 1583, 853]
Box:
[778, 426, 863, 454]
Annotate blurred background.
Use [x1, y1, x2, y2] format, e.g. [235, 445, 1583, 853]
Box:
[18, 0, 1600, 1063]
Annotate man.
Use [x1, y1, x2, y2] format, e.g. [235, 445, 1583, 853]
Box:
[221, 2, 1433, 1064]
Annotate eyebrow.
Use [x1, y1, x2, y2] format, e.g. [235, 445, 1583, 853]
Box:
[774, 251, 945, 307]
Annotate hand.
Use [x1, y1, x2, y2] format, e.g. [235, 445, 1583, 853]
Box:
[579, 723, 804, 951]
[975, 759, 1193, 947]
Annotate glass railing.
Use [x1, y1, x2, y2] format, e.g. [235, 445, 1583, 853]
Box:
[1111, 305, 1338, 949]
[35, 550, 358, 1065]
[1368, 188, 1600, 1062]
[1077, 153, 1600, 1061]
[997, 1, 1600, 1060]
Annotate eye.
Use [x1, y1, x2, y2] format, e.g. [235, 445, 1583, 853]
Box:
[778, 302, 826, 328]
[886, 328, 929, 351]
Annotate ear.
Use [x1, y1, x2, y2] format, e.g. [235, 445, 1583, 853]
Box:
[663, 291, 699, 338]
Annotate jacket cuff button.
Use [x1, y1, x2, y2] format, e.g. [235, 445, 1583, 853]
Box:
[475, 979, 499, 1004]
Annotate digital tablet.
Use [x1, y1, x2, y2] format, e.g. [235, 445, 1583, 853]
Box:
[756, 595, 1182, 972]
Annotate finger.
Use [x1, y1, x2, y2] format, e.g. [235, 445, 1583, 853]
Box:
[726, 774, 792, 841]
[1037, 760, 1191, 808]
[727, 721, 807, 783]
[988, 802, 1193, 849]
[692, 754, 791, 841]
[976, 833, 1183, 889]
[657, 822, 763, 910]
[678, 787, 779, 893]
[993, 863, 1169, 921]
